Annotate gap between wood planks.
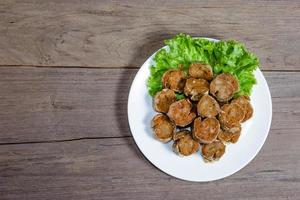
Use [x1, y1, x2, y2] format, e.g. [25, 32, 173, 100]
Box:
[0, 64, 299, 72]
[0, 64, 137, 70]
[0, 136, 133, 146]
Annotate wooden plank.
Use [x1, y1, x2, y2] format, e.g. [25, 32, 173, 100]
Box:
[0, 67, 135, 143]
[0, 0, 300, 70]
[0, 67, 299, 143]
[0, 135, 299, 200]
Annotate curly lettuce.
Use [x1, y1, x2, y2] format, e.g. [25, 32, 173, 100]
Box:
[147, 33, 259, 97]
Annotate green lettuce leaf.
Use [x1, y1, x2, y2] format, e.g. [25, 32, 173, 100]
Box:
[147, 33, 259, 97]
[175, 93, 185, 100]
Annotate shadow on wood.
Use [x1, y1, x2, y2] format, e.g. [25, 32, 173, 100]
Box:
[113, 31, 175, 167]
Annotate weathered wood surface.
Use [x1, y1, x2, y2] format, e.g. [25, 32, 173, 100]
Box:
[0, 136, 299, 200]
[0, 0, 300, 70]
[0, 67, 135, 143]
[0, 67, 299, 198]
[1, 0, 300, 199]
[0, 67, 298, 143]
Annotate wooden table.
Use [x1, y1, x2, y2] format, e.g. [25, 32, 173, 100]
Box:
[0, 1, 299, 199]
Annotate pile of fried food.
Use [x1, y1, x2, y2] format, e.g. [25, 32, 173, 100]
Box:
[151, 62, 253, 162]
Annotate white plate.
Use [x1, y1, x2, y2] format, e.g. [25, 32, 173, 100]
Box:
[127, 38, 272, 182]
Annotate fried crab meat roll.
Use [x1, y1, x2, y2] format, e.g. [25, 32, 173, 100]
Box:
[232, 95, 253, 122]
[210, 73, 239, 102]
[153, 89, 177, 113]
[192, 117, 220, 143]
[162, 69, 186, 92]
[189, 62, 213, 81]
[167, 99, 197, 127]
[218, 126, 242, 143]
[202, 140, 226, 162]
[173, 130, 200, 156]
[219, 103, 245, 129]
[151, 114, 175, 143]
[184, 78, 209, 101]
[197, 94, 220, 118]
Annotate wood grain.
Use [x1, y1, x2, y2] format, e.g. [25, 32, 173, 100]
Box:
[0, 0, 300, 70]
[0, 67, 135, 143]
[0, 1, 299, 199]
[0, 67, 299, 143]
[0, 136, 299, 200]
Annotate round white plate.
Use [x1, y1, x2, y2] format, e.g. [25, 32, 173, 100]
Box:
[127, 38, 272, 182]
